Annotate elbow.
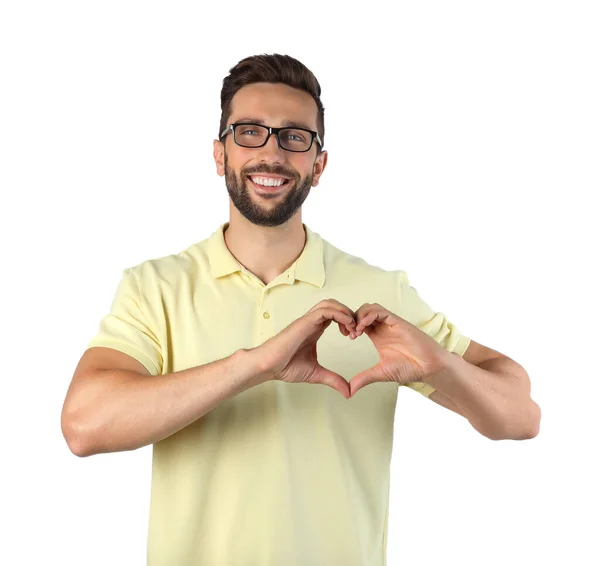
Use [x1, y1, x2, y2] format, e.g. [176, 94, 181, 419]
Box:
[62, 426, 90, 458]
[523, 401, 542, 439]
[61, 409, 96, 458]
[498, 401, 542, 441]
[61, 406, 138, 456]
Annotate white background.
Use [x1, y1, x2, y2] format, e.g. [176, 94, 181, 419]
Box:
[1, 1, 598, 564]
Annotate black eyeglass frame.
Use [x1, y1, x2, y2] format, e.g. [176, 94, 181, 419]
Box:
[219, 122, 323, 153]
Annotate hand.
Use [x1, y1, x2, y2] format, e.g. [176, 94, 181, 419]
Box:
[249, 299, 358, 398]
[348, 302, 449, 397]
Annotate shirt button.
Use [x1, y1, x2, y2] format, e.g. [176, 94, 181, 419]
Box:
[263, 311, 270, 319]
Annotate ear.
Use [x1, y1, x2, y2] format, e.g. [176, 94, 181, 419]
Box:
[213, 139, 225, 176]
[311, 150, 328, 187]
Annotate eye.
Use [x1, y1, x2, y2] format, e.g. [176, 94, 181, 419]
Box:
[282, 129, 308, 143]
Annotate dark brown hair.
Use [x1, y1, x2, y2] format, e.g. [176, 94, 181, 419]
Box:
[218, 53, 325, 155]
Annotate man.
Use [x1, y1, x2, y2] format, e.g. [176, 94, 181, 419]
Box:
[61, 53, 541, 566]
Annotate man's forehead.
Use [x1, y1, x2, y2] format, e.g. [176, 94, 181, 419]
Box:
[230, 84, 317, 131]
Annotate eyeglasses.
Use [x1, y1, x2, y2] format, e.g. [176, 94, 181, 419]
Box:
[219, 122, 323, 153]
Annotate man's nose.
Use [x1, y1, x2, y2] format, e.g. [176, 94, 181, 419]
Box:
[256, 132, 287, 161]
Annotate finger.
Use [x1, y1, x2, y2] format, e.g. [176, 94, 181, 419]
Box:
[310, 299, 357, 326]
[338, 321, 348, 336]
[353, 304, 374, 335]
[310, 304, 365, 339]
[326, 298, 357, 324]
[356, 302, 386, 320]
[349, 367, 385, 397]
[356, 310, 378, 333]
[277, 309, 347, 357]
[342, 314, 358, 339]
[338, 321, 356, 338]
[322, 301, 358, 336]
[356, 306, 392, 333]
[353, 303, 372, 325]
[312, 307, 356, 336]
[314, 365, 351, 399]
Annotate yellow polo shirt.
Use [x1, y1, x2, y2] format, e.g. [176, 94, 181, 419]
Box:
[86, 222, 471, 566]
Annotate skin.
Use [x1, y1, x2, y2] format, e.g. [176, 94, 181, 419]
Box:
[213, 82, 328, 286]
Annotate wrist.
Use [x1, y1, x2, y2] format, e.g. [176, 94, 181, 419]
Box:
[422, 346, 458, 383]
[233, 347, 272, 389]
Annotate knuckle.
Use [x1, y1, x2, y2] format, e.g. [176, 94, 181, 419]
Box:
[309, 306, 327, 319]
[309, 299, 332, 313]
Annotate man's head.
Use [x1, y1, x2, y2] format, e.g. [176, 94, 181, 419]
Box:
[213, 54, 328, 227]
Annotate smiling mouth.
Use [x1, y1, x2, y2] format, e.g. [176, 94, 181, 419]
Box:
[247, 176, 292, 192]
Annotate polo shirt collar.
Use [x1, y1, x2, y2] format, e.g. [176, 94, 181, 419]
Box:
[207, 222, 325, 288]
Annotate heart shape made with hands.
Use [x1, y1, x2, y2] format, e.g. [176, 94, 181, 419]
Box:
[342, 302, 451, 398]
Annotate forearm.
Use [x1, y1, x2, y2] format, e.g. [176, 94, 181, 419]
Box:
[69, 349, 263, 456]
[424, 352, 540, 440]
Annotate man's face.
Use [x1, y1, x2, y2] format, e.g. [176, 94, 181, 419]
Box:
[213, 82, 328, 227]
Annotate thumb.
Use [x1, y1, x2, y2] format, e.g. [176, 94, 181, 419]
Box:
[313, 365, 351, 399]
[349, 365, 384, 397]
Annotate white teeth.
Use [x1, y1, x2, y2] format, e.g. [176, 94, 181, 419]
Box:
[250, 176, 286, 187]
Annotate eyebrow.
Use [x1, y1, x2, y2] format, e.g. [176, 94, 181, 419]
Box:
[234, 117, 314, 131]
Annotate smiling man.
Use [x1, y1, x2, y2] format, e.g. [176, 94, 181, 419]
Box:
[62, 53, 541, 566]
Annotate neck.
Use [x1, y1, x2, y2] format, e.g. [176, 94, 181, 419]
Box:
[223, 210, 307, 286]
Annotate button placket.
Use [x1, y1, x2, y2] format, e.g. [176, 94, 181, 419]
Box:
[258, 287, 274, 339]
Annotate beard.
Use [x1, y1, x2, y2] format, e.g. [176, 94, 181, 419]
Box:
[223, 150, 313, 227]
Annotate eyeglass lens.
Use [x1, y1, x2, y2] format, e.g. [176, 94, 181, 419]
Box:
[234, 125, 312, 151]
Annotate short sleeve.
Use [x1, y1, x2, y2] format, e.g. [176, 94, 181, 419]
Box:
[86, 267, 163, 376]
[397, 271, 471, 398]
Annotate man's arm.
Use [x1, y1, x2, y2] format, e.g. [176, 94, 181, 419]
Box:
[424, 353, 541, 441]
[61, 347, 263, 457]
[429, 389, 465, 417]
[428, 339, 513, 419]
